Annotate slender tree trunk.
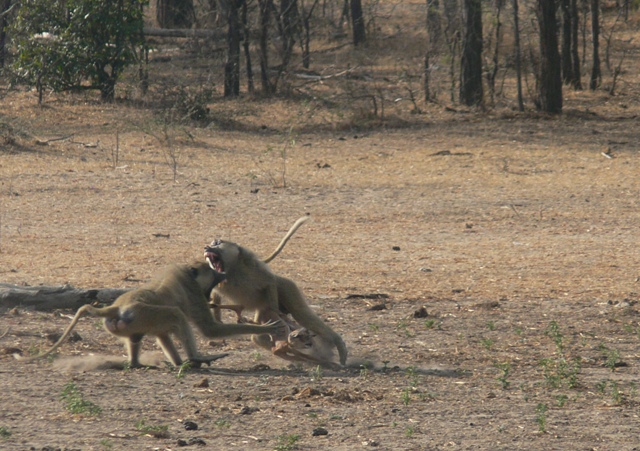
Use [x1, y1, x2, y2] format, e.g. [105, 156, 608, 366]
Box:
[424, 52, 431, 102]
[443, 0, 460, 38]
[425, 0, 442, 102]
[560, 0, 573, 83]
[426, 0, 443, 50]
[224, 0, 241, 97]
[443, 0, 460, 103]
[300, 0, 319, 69]
[589, 0, 601, 90]
[459, 0, 483, 107]
[281, 0, 299, 71]
[350, 0, 366, 46]
[570, 0, 582, 89]
[241, 0, 254, 94]
[486, 0, 503, 106]
[0, 0, 11, 67]
[258, 0, 274, 94]
[536, 0, 562, 113]
[513, 0, 524, 110]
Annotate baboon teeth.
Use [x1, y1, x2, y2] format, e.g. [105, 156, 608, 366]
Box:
[205, 253, 224, 273]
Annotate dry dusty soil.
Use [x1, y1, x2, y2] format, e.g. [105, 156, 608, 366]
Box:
[1, 43, 640, 450]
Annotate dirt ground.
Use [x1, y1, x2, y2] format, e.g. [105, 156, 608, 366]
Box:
[2, 10, 640, 450]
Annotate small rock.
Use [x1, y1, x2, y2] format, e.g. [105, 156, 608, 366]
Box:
[392, 246, 401, 251]
[177, 437, 207, 447]
[367, 303, 387, 311]
[312, 427, 328, 436]
[194, 378, 209, 388]
[239, 406, 260, 415]
[183, 420, 198, 431]
[413, 307, 429, 318]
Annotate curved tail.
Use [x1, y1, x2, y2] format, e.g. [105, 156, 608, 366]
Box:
[264, 216, 310, 263]
[14, 305, 117, 362]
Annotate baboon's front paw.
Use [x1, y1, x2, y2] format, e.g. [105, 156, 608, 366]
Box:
[265, 319, 288, 336]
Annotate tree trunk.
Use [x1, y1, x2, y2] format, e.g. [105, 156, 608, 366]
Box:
[280, 0, 299, 72]
[589, 0, 601, 90]
[443, 0, 460, 38]
[513, 0, 524, 111]
[443, 0, 461, 103]
[0, 0, 11, 68]
[459, 0, 483, 107]
[300, 0, 319, 69]
[570, 0, 582, 89]
[426, 0, 443, 51]
[258, 0, 274, 94]
[560, 0, 573, 83]
[224, 0, 241, 97]
[536, 0, 562, 113]
[350, 0, 366, 46]
[0, 283, 128, 311]
[241, 0, 254, 94]
[486, 0, 503, 106]
[156, 0, 195, 29]
[424, 52, 431, 102]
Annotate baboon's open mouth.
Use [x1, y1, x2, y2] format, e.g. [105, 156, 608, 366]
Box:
[204, 241, 224, 273]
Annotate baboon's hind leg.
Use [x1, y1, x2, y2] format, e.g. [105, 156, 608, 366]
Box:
[126, 334, 145, 368]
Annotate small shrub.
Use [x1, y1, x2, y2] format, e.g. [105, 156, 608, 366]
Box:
[535, 403, 548, 433]
[11, 0, 147, 102]
[494, 362, 511, 389]
[135, 419, 169, 438]
[60, 382, 101, 415]
[274, 433, 300, 451]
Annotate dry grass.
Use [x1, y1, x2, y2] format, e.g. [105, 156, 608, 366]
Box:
[1, 5, 640, 450]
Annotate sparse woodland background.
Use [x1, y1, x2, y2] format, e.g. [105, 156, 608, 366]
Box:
[1, 0, 639, 117]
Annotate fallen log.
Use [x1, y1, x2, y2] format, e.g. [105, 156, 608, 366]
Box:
[0, 283, 129, 311]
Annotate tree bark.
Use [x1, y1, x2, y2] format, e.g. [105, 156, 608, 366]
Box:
[0, 284, 128, 311]
[570, 0, 582, 89]
[350, 0, 366, 46]
[560, 0, 573, 83]
[536, 0, 562, 113]
[241, 0, 254, 94]
[513, 0, 524, 111]
[459, 0, 483, 107]
[224, 0, 242, 97]
[258, 0, 274, 94]
[0, 0, 12, 68]
[589, 0, 601, 90]
[426, 0, 443, 51]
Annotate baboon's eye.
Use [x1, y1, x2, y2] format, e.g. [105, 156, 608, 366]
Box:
[204, 239, 221, 251]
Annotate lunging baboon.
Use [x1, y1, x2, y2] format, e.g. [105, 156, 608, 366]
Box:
[204, 217, 348, 367]
[16, 262, 284, 368]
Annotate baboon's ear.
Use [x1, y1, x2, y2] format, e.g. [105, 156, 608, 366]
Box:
[188, 266, 199, 278]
